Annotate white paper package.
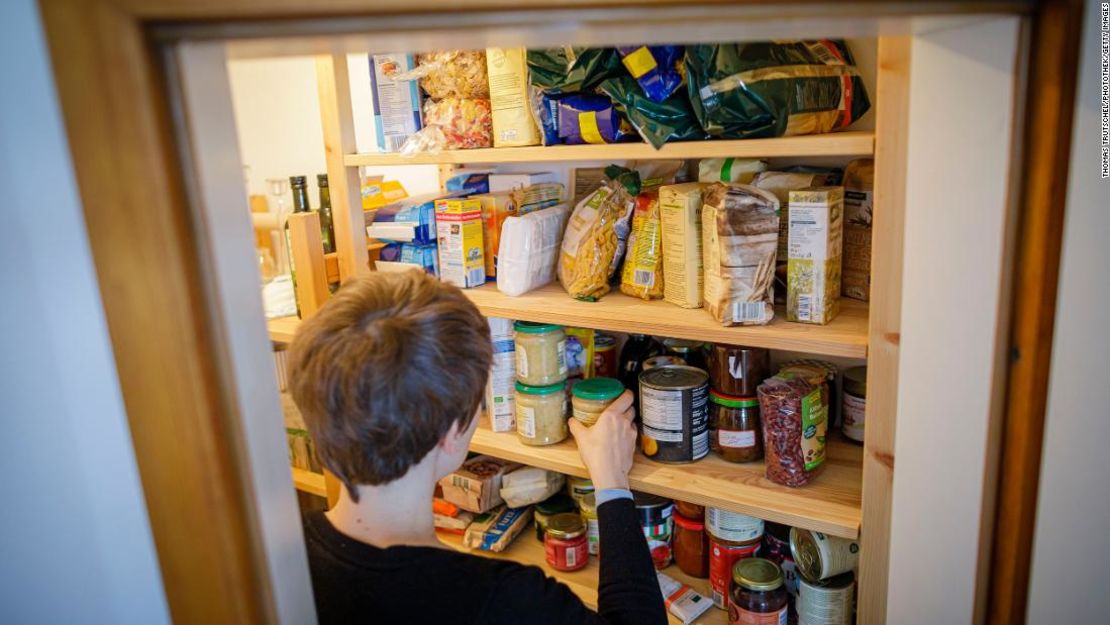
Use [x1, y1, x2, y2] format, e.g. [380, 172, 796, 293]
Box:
[496, 204, 570, 296]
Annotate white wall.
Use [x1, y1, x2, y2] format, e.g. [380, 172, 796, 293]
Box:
[886, 17, 1021, 624]
[1027, 2, 1110, 621]
[0, 2, 170, 624]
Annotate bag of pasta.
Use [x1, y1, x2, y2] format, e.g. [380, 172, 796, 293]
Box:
[558, 165, 641, 301]
[619, 189, 665, 300]
[702, 182, 781, 326]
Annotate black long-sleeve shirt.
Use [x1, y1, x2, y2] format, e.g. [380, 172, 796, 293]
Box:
[303, 498, 668, 625]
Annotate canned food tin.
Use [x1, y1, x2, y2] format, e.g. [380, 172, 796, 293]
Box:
[797, 572, 855, 625]
[642, 355, 685, 371]
[634, 492, 675, 569]
[707, 534, 761, 610]
[790, 528, 860, 582]
[705, 507, 764, 543]
[639, 365, 710, 463]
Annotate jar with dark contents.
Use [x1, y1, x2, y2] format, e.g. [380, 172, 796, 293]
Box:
[729, 558, 788, 624]
[618, 334, 662, 411]
[675, 500, 705, 520]
[673, 513, 709, 578]
[534, 494, 577, 541]
[710, 391, 763, 463]
[662, 338, 708, 372]
[593, 333, 618, 378]
[544, 513, 589, 572]
[708, 345, 769, 396]
[633, 492, 675, 569]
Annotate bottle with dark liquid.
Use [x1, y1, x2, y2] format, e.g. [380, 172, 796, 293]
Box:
[286, 175, 311, 317]
[619, 334, 662, 413]
[317, 174, 336, 254]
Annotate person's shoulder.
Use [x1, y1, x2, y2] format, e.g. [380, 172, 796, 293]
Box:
[476, 558, 594, 625]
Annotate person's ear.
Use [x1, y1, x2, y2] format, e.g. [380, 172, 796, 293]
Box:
[439, 419, 466, 455]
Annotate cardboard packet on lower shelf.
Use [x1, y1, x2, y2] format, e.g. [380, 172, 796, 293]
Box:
[657, 571, 714, 625]
[439, 455, 522, 513]
[463, 505, 533, 552]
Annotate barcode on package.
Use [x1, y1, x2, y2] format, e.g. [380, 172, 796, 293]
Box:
[385, 135, 407, 151]
[712, 589, 725, 608]
[807, 41, 843, 65]
[451, 475, 473, 490]
[634, 269, 655, 287]
[467, 268, 485, 286]
[797, 295, 812, 321]
[734, 302, 766, 322]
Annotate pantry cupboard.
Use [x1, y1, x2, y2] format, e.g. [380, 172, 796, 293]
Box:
[40, 2, 1080, 625]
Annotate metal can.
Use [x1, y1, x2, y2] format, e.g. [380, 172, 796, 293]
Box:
[642, 355, 684, 371]
[797, 572, 855, 625]
[639, 365, 710, 463]
[706, 507, 764, 543]
[707, 533, 761, 610]
[593, 333, 618, 378]
[633, 492, 675, 569]
[790, 528, 860, 582]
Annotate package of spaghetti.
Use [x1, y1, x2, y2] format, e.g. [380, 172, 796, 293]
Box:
[685, 40, 871, 139]
[619, 189, 665, 300]
[616, 45, 684, 102]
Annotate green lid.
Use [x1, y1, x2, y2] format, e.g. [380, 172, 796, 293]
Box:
[710, 390, 759, 408]
[514, 321, 562, 334]
[572, 377, 624, 401]
[515, 380, 565, 395]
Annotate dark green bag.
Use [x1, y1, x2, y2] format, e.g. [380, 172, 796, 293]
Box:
[527, 48, 624, 95]
[599, 76, 707, 149]
[685, 41, 871, 139]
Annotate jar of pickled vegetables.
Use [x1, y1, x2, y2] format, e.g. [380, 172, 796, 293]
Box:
[571, 377, 624, 426]
[514, 322, 568, 386]
[514, 381, 568, 446]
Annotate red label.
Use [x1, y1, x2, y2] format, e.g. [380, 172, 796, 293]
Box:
[729, 604, 786, 625]
[709, 538, 761, 609]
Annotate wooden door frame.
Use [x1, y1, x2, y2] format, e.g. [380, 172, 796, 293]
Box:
[37, 1, 1076, 623]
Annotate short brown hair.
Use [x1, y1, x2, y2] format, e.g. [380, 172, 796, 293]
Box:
[288, 271, 491, 499]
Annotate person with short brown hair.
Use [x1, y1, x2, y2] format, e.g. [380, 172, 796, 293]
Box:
[291, 271, 666, 625]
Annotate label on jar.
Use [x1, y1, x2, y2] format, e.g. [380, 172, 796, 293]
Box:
[586, 517, 600, 555]
[517, 405, 536, 439]
[842, 391, 866, 442]
[729, 604, 787, 625]
[556, 339, 568, 375]
[572, 406, 600, 426]
[707, 508, 764, 543]
[516, 344, 529, 379]
[709, 538, 761, 609]
[718, 429, 756, 449]
[800, 388, 827, 471]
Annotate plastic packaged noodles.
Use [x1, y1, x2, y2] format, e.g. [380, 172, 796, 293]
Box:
[558, 166, 641, 301]
[616, 45, 684, 102]
[599, 76, 706, 149]
[685, 40, 871, 139]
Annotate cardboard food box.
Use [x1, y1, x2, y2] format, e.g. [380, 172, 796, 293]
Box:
[472, 192, 515, 279]
[435, 198, 486, 288]
[439, 455, 522, 513]
[659, 183, 706, 309]
[369, 53, 423, 153]
[787, 187, 844, 325]
[489, 172, 557, 193]
[462, 505, 533, 552]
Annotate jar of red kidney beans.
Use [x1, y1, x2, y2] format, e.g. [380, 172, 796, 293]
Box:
[758, 374, 827, 487]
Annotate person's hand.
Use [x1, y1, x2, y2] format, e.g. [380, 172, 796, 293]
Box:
[568, 390, 637, 491]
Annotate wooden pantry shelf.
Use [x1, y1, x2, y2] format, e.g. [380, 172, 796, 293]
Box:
[470, 426, 862, 539]
[344, 131, 874, 166]
[438, 530, 725, 625]
[268, 315, 300, 343]
[291, 466, 327, 498]
[464, 283, 869, 359]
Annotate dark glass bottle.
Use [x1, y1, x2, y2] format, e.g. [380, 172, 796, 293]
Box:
[286, 176, 310, 317]
[317, 174, 336, 254]
[619, 334, 661, 414]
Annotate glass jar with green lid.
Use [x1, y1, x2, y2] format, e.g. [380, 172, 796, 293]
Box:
[571, 377, 624, 426]
[514, 322, 567, 386]
[709, 390, 763, 463]
[730, 558, 788, 623]
[514, 380, 567, 446]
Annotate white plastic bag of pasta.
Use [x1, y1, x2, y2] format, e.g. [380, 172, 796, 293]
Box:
[496, 204, 570, 296]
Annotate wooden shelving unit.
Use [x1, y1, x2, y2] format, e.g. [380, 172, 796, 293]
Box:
[269, 284, 869, 358]
[291, 466, 327, 498]
[438, 530, 726, 625]
[471, 426, 862, 539]
[465, 283, 868, 358]
[345, 131, 874, 166]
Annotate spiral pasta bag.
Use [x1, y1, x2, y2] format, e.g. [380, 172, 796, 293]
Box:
[558, 167, 640, 301]
[619, 190, 665, 300]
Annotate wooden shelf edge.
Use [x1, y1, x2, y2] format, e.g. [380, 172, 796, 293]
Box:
[464, 284, 869, 359]
[268, 316, 300, 343]
[345, 131, 875, 167]
[291, 466, 327, 498]
[437, 530, 726, 625]
[470, 427, 861, 539]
